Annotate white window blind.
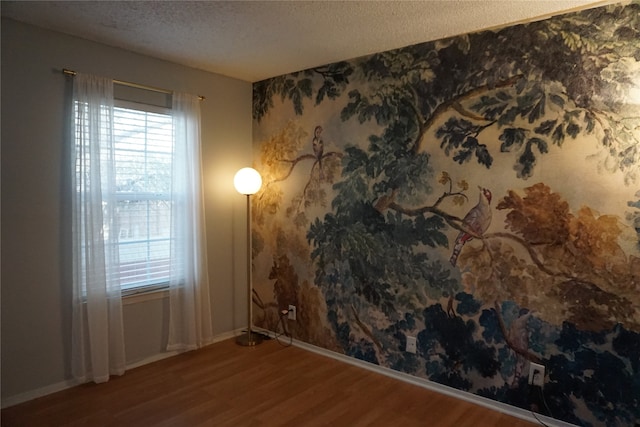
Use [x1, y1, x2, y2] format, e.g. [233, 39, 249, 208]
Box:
[112, 101, 173, 293]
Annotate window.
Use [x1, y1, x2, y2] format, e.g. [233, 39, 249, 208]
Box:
[112, 101, 173, 294]
[73, 98, 174, 295]
[71, 73, 212, 373]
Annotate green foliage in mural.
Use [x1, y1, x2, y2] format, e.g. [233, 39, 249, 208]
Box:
[253, 62, 353, 121]
[254, 3, 640, 181]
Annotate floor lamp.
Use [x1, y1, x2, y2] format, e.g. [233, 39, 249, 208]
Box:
[234, 167, 263, 346]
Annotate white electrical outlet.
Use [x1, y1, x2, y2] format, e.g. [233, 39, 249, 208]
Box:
[528, 362, 545, 387]
[406, 336, 417, 354]
[288, 305, 296, 321]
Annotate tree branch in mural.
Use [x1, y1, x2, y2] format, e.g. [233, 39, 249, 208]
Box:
[494, 301, 542, 365]
[348, 34, 639, 186]
[255, 121, 344, 225]
[460, 183, 640, 333]
[350, 304, 383, 353]
[252, 288, 281, 332]
[254, 5, 640, 183]
[409, 74, 523, 156]
[378, 172, 469, 230]
[270, 153, 317, 182]
[362, 172, 636, 362]
[254, 253, 340, 351]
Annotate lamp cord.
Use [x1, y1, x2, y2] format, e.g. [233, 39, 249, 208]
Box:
[275, 309, 293, 347]
[529, 382, 554, 427]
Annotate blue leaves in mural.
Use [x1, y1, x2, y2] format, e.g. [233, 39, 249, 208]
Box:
[460, 303, 640, 426]
[499, 127, 526, 151]
[253, 61, 353, 121]
[613, 328, 640, 372]
[314, 63, 354, 105]
[419, 303, 500, 383]
[547, 325, 640, 426]
[436, 117, 493, 168]
[454, 292, 482, 316]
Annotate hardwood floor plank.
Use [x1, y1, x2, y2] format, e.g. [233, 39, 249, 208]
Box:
[1, 338, 539, 427]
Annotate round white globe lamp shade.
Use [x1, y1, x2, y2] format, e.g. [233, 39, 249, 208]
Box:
[234, 167, 262, 195]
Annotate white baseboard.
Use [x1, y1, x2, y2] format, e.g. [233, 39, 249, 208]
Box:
[253, 327, 578, 427]
[125, 350, 181, 370]
[1, 329, 244, 409]
[1, 379, 80, 410]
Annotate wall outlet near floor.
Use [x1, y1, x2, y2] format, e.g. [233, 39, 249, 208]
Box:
[288, 305, 296, 321]
[406, 336, 417, 354]
[528, 362, 545, 387]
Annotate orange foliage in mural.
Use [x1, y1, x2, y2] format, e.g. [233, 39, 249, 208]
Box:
[456, 183, 640, 332]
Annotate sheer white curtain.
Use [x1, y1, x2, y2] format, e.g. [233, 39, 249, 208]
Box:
[167, 92, 214, 351]
[71, 73, 126, 383]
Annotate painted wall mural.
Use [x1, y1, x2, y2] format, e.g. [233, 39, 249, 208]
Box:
[251, 3, 640, 426]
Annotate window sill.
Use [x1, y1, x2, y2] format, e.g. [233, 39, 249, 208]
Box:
[123, 287, 169, 305]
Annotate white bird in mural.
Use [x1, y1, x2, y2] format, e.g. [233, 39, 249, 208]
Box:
[450, 187, 492, 266]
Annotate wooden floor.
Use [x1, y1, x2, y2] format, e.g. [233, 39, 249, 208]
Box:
[1, 337, 538, 427]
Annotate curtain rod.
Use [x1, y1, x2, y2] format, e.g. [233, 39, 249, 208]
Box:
[62, 68, 205, 101]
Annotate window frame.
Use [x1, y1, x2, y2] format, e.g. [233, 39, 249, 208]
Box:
[112, 99, 174, 298]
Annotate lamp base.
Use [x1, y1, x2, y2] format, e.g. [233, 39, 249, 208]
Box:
[236, 331, 264, 346]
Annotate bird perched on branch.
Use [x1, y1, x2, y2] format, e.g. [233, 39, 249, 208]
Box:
[450, 187, 492, 266]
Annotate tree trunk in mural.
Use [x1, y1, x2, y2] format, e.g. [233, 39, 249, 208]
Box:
[252, 3, 640, 426]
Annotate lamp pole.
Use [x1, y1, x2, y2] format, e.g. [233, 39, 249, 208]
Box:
[234, 168, 263, 346]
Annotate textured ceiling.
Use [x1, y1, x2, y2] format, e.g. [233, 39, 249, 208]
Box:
[1, 0, 606, 82]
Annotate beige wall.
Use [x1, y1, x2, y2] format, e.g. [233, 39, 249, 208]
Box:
[1, 18, 253, 402]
